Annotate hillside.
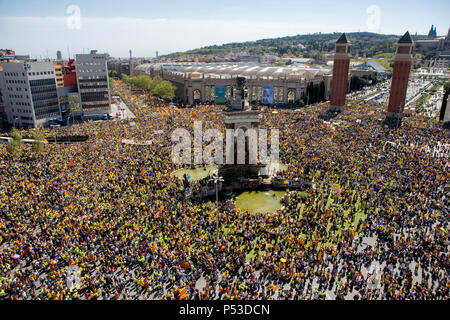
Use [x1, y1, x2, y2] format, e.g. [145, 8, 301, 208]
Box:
[165, 32, 425, 59]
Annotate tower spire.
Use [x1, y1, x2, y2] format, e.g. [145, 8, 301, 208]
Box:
[329, 33, 351, 112]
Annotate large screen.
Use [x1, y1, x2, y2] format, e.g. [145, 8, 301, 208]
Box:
[215, 85, 227, 104]
[261, 85, 274, 105]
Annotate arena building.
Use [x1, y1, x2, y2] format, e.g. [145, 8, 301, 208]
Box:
[135, 63, 333, 106]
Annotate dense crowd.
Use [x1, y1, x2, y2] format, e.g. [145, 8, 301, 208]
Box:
[0, 79, 448, 300]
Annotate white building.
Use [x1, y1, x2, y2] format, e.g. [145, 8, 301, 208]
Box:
[433, 58, 449, 70]
[75, 51, 111, 117]
[0, 60, 60, 128]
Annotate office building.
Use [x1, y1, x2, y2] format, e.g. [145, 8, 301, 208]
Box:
[75, 51, 111, 117]
[0, 64, 5, 123]
[1, 61, 60, 128]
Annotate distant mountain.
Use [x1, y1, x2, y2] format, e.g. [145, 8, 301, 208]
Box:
[165, 32, 424, 59]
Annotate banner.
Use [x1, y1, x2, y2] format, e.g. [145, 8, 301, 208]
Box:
[215, 85, 227, 104]
[261, 86, 273, 105]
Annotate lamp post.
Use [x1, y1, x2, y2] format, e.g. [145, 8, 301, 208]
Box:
[209, 175, 224, 246]
[67, 107, 73, 143]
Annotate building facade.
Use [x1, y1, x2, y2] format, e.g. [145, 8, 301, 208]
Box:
[0, 49, 30, 62]
[53, 62, 64, 87]
[351, 61, 390, 81]
[0, 64, 5, 123]
[75, 51, 111, 117]
[0, 61, 60, 128]
[136, 63, 331, 106]
[107, 60, 138, 77]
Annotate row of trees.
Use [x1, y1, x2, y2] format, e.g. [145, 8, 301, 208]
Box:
[121, 74, 176, 101]
[306, 81, 326, 105]
[109, 70, 119, 78]
[7, 128, 45, 158]
[349, 74, 378, 93]
[168, 32, 400, 59]
[439, 81, 450, 122]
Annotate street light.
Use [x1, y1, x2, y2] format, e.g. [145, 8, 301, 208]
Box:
[209, 175, 224, 246]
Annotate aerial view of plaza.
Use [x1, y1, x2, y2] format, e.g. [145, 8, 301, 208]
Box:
[0, 0, 449, 304]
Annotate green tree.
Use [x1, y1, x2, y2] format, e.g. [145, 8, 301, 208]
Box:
[31, 130, 45, 154]
[7, 127, 23, 158]
[152, 81, 176, 100]
[122, 75, 175, 100]
[148, 77, 163, 92]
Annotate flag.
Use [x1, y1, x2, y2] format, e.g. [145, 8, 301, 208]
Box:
[179, 287, 188, 300]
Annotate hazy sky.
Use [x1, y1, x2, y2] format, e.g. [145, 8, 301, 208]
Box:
[0, 0, 449, 59]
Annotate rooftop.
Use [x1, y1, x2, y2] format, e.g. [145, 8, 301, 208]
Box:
[398, 32, 413, 44]
[336, 33, 349, 44]
[136, 62, 331, 80]
[352, 61, 389, 73]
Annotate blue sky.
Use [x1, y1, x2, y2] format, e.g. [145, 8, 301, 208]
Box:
[0, 0, 448, 58]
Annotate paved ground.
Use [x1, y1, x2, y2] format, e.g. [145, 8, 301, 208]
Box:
[111, 95, 136, 120]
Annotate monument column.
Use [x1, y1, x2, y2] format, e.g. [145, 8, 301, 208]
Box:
[385, 31, 414, 128]
[330, 33, 351, 110]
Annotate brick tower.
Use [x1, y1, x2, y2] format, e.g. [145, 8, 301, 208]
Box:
[385, 32, 414, 128]
[330, 33, 351, 110]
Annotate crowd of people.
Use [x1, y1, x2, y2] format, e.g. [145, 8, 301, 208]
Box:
[0, 79, 448, 300]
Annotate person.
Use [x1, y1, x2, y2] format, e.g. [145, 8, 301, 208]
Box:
[0, 77, 448, 300]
